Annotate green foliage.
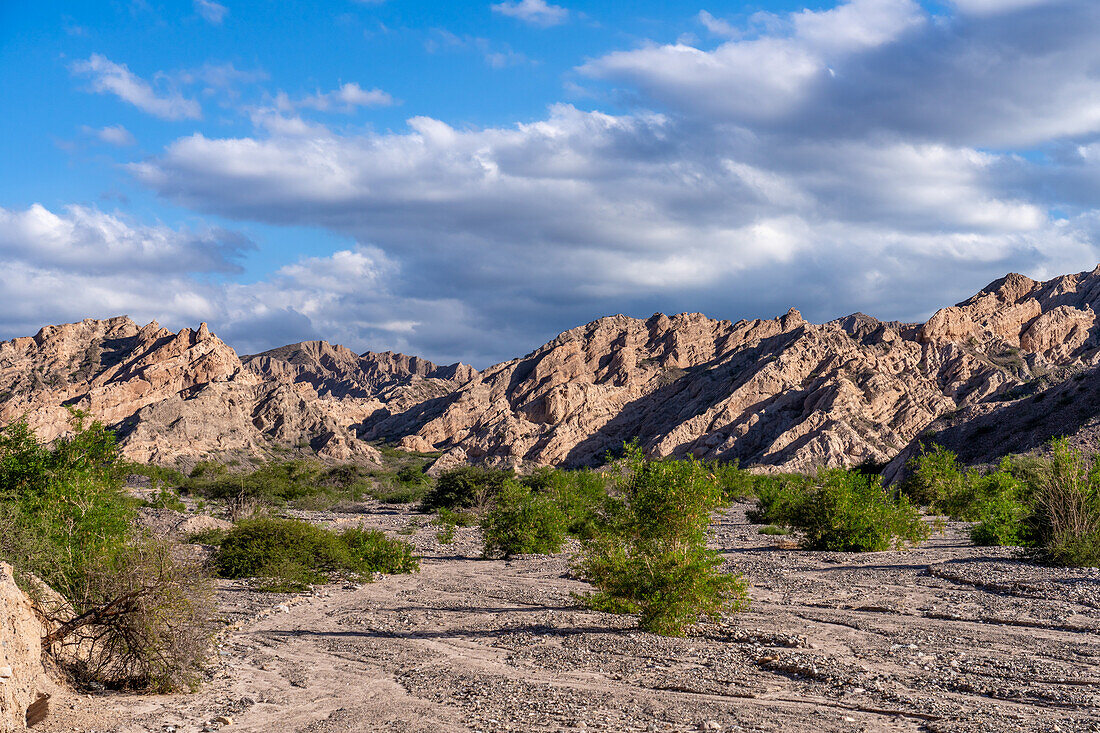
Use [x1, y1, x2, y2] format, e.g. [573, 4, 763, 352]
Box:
[970, 492, 1030, 546]
[0, 416, 211, 691]
[338, 527, 420, 575]
[185, 528, 229, 546]
[436, 507, 477, 527]
[435, 522, 456, 544]
[903, 441, 1100, 565]
[576, 443, 748, 636]
[1029, 439, 1100, 567]
[214, 517, 418, 591]
[784, 470, 929, 552]
[706, 459, 758, 502]
[420, 465, 512, 512]
[145, 487, 186, 512]
[481, 479, 567, 558]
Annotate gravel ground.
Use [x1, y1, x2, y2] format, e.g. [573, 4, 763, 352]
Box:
[37, 502, 1100, 733]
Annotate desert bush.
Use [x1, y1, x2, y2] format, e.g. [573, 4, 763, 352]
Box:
[338, 527, 420, 574]
[1029, 439, 1100, 567]
[706, 459, 758, 502]
[0, 416, 213, 691]
[575, 444, 748, 636]
[785, 469, 929, 552]
[518, 467, 610, 540]
[436, 506, 478, 527]
[214, 517, 418, 591]
[420, 465, 512, 513]
[745, 474, 812, 525]
[970, 492, 1031, 546]
[481, 479, 567, 558]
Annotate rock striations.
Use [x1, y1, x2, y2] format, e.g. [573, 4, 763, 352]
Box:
[6, 266, 1100, 473]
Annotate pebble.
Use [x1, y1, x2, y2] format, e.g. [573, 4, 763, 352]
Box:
[0, 666, 11, 678]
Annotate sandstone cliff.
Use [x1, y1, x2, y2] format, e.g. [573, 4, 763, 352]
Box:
[0, 563, 49, 732]
[5, 266, 1100, 472]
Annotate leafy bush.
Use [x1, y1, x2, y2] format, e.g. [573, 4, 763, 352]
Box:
[785, 469, 929, 552]
[420, 466, 512, 512]
[0, 416, 212, 691]
[519, 467, 609, 540]
[970, 492, 1031, 546]
[214, 517, 418, 591]
[576, 444, 748, 636]
[338, 527, 419, 575]
[481, 479, 567, 558]
[1029, 439, 1100, 567]
[745, 474, 812, 525]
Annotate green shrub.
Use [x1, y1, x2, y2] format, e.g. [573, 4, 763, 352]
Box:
[745, 474, 812, 525]
[145, 487, 186, 512]
[215, 517, 349, 591]
[970, 492, 1031, 546]
[435, 523, 456, 544]
[420, 466, 512, 512]
[0, 416, 212, 691]
[436, 507, 478, 527]
[338, 527, 419, 575]
[214, 518, 418, 591]
[481, 479, 567, 558]
[1029, 439, 1100, 567]
[707, 459, 758, 502]
[576, 444, 748, 636]
[782, 469, 929, 552]
[520, 467, 609, 540]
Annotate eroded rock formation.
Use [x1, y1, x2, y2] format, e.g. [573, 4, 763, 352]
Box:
[5, 266, 1100, 472]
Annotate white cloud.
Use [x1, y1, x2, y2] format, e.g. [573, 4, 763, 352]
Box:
[22, 0, 1097, 365]
[697, 11, 737, 38]
[293, 83, 394, 113]
[86, 124, 136, 147]
[194, 0, 228, 25]
[491, 0, 568, 27]
[0, 204, 250, 275]
[70, 54, 201, 120]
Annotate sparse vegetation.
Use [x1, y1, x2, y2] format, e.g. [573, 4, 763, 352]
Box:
[0, 415, 212, 691]
[575, 443, 748, 636]
[214, 517, 418, 592]
[480, 479, 567, 558]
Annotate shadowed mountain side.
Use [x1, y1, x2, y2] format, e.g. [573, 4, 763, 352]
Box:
[886, 363, 1100, 481]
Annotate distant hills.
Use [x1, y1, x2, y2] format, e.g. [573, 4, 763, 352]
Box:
[6, 267, 1100, 475]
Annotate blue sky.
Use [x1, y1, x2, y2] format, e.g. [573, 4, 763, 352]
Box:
[2, 0, 1099, 366]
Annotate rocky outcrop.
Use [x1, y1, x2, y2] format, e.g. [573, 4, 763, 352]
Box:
[6, 266, 1100, 473]
[0, 563, 48, 732]
[0, 318, 471, 466]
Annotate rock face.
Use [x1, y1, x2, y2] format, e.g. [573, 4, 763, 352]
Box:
[0, 563, 47, 732]
[0, 318, 472, 467]
[6, 266, 1100, 472]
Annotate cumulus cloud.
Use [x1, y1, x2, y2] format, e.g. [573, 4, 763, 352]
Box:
[0, 204, 492, 363]
[491, 0, 568, 27]
[0, 204, 251, 275]
[40, 0, 1090, 365]
[70, 54, 201, 120]
[581, 0, 1100, 148]
[194, 0, 228, 25]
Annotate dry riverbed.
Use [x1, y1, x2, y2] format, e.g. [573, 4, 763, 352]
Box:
[39, 503, 1100, 733]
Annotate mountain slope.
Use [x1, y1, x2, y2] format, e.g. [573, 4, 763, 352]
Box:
[5, 266, 1100, 471]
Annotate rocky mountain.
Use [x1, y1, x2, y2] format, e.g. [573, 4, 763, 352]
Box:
[5, 267, 1100, 473]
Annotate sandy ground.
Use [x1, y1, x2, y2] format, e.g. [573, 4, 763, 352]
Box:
[38, 503, 1100, 733]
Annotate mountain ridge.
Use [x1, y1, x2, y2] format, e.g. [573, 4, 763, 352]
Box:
[5, 266, 1100, 473]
